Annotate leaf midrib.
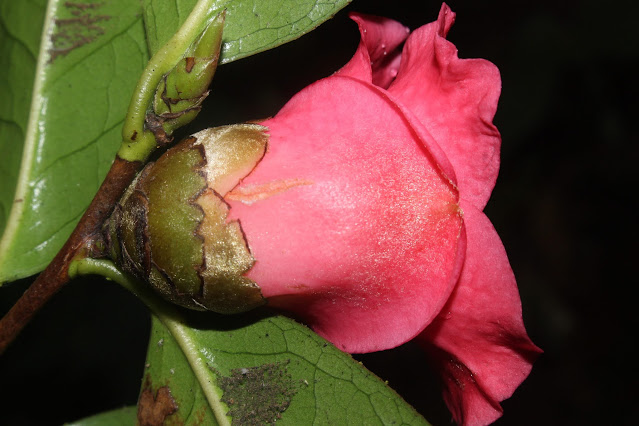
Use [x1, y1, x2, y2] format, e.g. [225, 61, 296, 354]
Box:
[0, 0, 60, 274]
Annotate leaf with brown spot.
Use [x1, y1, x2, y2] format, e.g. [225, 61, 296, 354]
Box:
[141, 312, 428, 425]
[138, 382, 179, 426]
[219, 361, 296, 425]
[0, 0, 148, 283]
[49, 2, 112, 63]
[141, 315, 220, 425]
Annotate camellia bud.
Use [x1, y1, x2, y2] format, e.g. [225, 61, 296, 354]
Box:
[152, 12, 226, 136]
[106, 125, 268, 313]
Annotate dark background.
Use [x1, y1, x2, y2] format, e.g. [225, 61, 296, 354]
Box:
[1, 0, 637, 424]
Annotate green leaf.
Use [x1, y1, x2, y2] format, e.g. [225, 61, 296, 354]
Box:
[143, 0, 352, 64]
[0, 0, 47, 236]
[0, 0, 350, 284]
[142, 313, 428, 425]
[0, 0, 149, 283]
[65, 406, 137, 426]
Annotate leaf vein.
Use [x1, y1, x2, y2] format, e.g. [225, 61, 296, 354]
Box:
[35, 119, 123, 177]
[0, 18, 39, 60]
[46, 16, 142, 88]
[32, 208, 84, 253]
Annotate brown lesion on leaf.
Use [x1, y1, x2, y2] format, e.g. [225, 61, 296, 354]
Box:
[64, 2, 103, 11]
[137, 379, 179, 426]
[219, 361, 297, 425]
[48, 2, 111, 63]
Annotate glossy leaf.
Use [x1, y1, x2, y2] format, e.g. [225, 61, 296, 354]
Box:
[142, 312, 428, 425]
[66, 406, 137, 426]
[143, 0, 352, 64]
[0, 0, 351, 284]
[0, 0, 47, 237]
[0, 0, 149, 283]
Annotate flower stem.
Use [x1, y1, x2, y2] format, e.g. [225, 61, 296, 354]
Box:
[0, 157, 141, 354]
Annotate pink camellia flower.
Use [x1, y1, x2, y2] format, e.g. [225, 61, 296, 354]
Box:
[225, 4, 541, 424]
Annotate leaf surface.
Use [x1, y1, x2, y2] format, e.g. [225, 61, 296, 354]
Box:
[142, 312, 428, 425]
[0, 0, 47, 236]
[143, 0, 352, 64]
[66, 406, 137, 426]
[0, 0, 148, 283]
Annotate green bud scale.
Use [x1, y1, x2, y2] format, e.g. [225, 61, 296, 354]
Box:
[106, 125, 268, 313]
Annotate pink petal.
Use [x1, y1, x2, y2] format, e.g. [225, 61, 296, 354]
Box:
[336, 13, 410, 88]
[388, 4, 502, 210]
[417, 201, 541, 425]
[227, 76, 465, 353]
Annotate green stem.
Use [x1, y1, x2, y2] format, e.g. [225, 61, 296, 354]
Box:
[119, 0, 222, 162]
[70, 258, 232, 426]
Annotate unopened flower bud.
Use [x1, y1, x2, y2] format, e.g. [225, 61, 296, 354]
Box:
[151, 12, 226, 136]
[107, 124, 268, 313]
